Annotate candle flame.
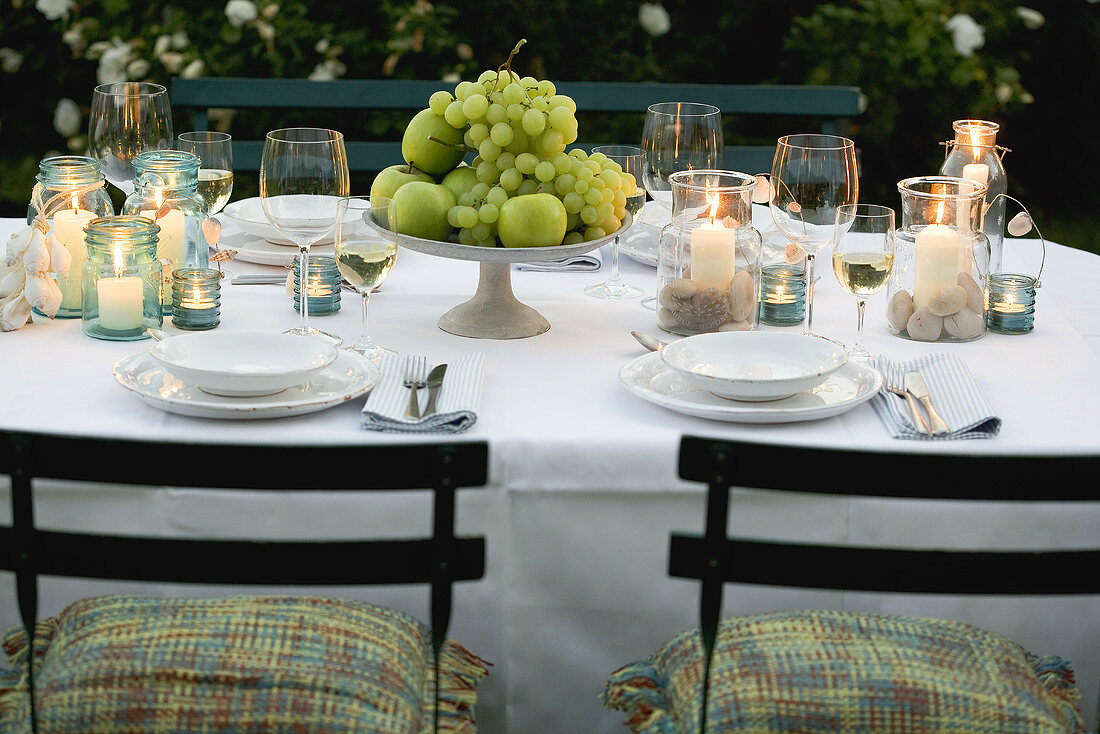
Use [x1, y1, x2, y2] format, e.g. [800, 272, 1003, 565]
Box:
[934, 198, 946, 225]
[113, 248, 125, 278]
[707, 190, 719, 225]
[70, 193, 79, 213]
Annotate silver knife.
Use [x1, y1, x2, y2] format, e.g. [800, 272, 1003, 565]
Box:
[422, 363, 447, 417]
[231, 274, 359, 292]
[904, 372, 949, 436]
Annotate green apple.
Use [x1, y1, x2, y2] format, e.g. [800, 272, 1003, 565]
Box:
[401, 109, 466, 175]
[392, 181, 457, 242]
[497, 193, 568, 248]
[441, 165, 479, 201]
[370, 164, 433, 202]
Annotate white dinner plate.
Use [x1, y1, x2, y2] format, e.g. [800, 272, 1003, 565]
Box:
[216, 229, 333, 266]
[619, 351, 882, 423]
[222, 196, 351, 246]
[114, 350, 379, 419]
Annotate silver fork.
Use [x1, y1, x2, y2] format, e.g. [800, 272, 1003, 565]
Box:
[403, 355, 427, 419]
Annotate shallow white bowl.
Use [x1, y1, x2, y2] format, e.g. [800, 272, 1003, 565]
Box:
[659, 331, 849, 402]
[148, 331, 338, 397]
[222, 196, 351, 246]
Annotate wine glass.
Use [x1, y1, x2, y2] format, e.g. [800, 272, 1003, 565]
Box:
[177, 131, 234, 214]
[88, 82, 174, 195]
[832, 204, 895, 362]
[769, 133, 859, 335]
[334, 196, 398, 363]
[260, 128, 350, 344]
[640, 101, 724, 309]
[584, 146, 644, 299]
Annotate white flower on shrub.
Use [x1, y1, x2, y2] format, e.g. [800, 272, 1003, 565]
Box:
[62, 24, 85, 53]
[53, 98, 81, 137]
[181, 59, 205, 78]
[262, 3, 279, 19]
[315, 39, 330, 54]
[172, 30, 189, 49]
[1015, 7, 1044, 29]
[154, 35, 172, 57]
[308, 59, 346, 81]
[160, 51, 185, 73]
[97, 39, 132, 84]
[256, 20, 276, 41]
[127, 59, 150, 78]
[225, 0, 258, 28]
[442, 72, 460, 83]
[35, 0, 74, 21]
[0, 48, 22, 74]
[944, 14, 985, 57]
[638, 3, 671, 37]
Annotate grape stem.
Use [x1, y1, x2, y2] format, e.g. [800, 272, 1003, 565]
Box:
[428, 135, 476, 152]
[493, 39, 527, 92]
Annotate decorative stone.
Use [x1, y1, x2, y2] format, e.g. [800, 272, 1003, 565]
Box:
[668, 277, 698, 300]
[888, 290, 915, 332]
[728, 270, 755, 322]
[677, 287, 730, 331]
[658, 286, 681, 310]
[943, 307, 985, 340]
[1007, 211, 1033, 237]
[928, 284, 967, 317]
[906, 307, 944, 342]
[657, 307, 678, 326]
[958, 272, 984, 313]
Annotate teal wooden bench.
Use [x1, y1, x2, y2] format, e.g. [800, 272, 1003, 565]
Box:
[171, 77, 864, 176]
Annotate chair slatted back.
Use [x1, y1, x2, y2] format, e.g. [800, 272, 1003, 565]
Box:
[672, 435, 1100, 732]
[170, 77, 864, 174]
[0, 429, 489, 733]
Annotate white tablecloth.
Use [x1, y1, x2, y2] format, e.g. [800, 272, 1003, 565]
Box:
[2, 215, 1099, 731]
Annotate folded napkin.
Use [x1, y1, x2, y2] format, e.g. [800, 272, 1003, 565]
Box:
[361, 352, 486, 433]
[871, 352, 1001, 440]
[513, 254, 601, 272]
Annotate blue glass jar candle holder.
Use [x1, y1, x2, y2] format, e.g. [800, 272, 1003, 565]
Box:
[28, 156, 114, 318]
[986, 273, 1036, 334]
[758, 263, 806, 326]
[81, 216, 163, 341]
[292, 254, 341, 316]
[171, 267, 221, 330]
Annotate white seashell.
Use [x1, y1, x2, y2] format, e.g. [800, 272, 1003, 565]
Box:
[6, 227, 34, 261]
[1007, 211, 1033, 237]
[785, 242, 806, 264]
[751, 175, 773, 204]
[22, 228, 50, 274]
[887, 290, 915, 331]
[202, 217, 222, 247]
[46, 231, 72, 276]
[24, 272, 53, 310]
[957, 272, 984, 313]
[0, 292, 32, 331]
[728, 270, 756, 322]
[943, 307, 984, 340]
[906, 307, 943, 342]
[927, 284, 967, 317]
[0, 264, 26, 299]
[285, 271, 294, 297]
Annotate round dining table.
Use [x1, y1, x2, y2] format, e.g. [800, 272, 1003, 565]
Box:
[2, 210, 1099, 733]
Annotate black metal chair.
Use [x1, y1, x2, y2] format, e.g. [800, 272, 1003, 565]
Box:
[0, 429, 489, 733]
[671, 435, 1100, 733]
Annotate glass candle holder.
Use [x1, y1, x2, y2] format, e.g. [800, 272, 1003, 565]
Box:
[656, 170, 762, 336]
[121, 150, 208, 314]
[940, 120, 1007, 275]
[292, 254, 341, 316]
[81, 216, 163, 341]
[27, 156, 115, 318]
[171, 267, 221, 330]
[986, 273, 1036, 334]
[887, 176, 990, 343]
[758, 263, 806, 326]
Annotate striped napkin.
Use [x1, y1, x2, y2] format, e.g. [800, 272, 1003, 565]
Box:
[513, 254, 601, 272]
[361, 352, 486, 433]
[871, 352, 1001, 440]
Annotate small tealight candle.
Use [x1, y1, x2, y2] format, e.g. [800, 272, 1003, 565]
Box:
[986, 273, 1036, 334]
[171, 267, 221, 330]
[758, 264, 806, 326]
[292, 254, 341, 316]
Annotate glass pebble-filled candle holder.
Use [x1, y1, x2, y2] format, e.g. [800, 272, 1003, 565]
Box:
[758, 264, 806, 326]
[171, 267, 221, 330]
[986, 273, 1036, 334]
[291, 254, 341, 316]
[81, 216, 163, 341]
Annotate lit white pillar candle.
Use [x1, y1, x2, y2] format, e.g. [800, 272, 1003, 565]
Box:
[913, 223, 960, 310]
[141, 192, 186, 270]
[962, 163, 989, 188]
[51, 204, 95, 310]
[97, 273, 144, 331]
[690, 221, 736, 292]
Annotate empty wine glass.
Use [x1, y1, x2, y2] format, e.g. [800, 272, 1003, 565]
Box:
[640, 102, 723, 309]
[832, 204, 896, 361]
[335, 196, 398, 363]
[585, 146, 644, 299]
[260, 128, 350, 344]
[88, 82, 174, 195]
[177, 131, 234, 214]
[769, 133, 859, 336]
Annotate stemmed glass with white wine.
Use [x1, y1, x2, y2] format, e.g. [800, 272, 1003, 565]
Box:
[585, 145, 644, 299]
[260, 128, 350, 344]
[334, 196, 398, 363]
[769, 133, 859, 336]
[640, 102, 724, 309]
[832, 203, 895, 362]
[177, 131, 234, 215]
[88, 82, 174, 195]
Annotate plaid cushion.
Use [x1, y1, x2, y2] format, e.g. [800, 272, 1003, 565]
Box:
[0, 594, 489, 733]
[603, 609, 1085, 733]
